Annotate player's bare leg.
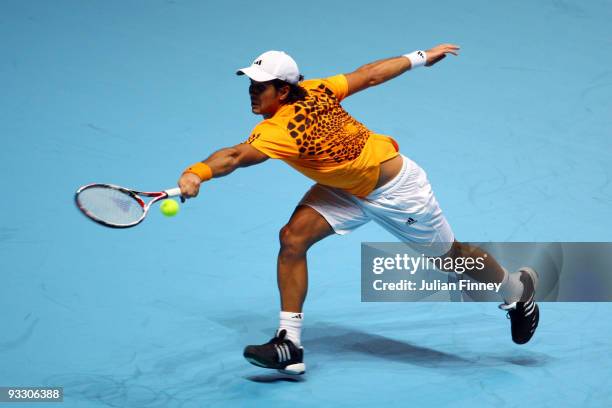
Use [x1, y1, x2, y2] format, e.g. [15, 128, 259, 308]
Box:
[443, 240, 506, 285]
[277, 205, 334, 312]
[244, 205, 333, 374]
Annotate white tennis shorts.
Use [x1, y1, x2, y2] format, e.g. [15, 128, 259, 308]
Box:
[299, 155, 455, 256]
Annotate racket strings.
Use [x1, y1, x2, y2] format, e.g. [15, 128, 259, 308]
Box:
[77, 186, 144, 226]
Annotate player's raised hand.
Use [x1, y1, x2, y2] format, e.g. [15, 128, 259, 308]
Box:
[425, 44, 460, 67]
[178, 172, 202, 201]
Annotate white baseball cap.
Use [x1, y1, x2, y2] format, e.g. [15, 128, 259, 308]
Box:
[236, 50, 301, 85]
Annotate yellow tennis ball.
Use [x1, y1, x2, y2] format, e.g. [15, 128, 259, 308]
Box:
[160, 199, 180, 217]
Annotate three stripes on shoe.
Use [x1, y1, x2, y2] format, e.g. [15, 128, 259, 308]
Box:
[275, 343, 293, 362]
[524, 298, 537, 334]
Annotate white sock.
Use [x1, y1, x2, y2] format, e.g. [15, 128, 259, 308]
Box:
[499, 268, 524, 304]
[277, 311, 303, 347]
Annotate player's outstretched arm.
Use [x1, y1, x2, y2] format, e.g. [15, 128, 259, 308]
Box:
[178, 143, 268, 199]
[344, 43, 460, 97]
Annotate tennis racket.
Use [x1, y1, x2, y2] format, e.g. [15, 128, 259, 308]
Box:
[75, 183, 182, 228]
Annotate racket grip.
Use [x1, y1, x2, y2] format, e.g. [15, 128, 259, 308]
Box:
[164, 187, 182, 197]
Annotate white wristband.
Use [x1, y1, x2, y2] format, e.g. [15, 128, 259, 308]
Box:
[403, 50, 427, 69]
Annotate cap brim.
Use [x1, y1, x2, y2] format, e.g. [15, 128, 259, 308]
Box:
[236, 65, 277, 82]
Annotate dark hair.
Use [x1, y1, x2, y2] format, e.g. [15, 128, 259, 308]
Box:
[271, 77, 308, 104]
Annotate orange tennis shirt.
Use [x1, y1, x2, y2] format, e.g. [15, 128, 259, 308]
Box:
[244, 74, 399, 197]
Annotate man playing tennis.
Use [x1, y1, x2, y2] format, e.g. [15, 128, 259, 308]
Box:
[178, 44, 539, 375]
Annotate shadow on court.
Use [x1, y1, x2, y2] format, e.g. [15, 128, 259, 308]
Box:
[245, 374, 305, 383]
[303, 325, 551, 368]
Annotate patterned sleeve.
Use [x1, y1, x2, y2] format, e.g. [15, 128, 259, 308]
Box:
[321, 74, 349, 102]
[244, 121, 299, 159]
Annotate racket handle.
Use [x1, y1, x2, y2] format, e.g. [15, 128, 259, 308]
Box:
[164, 187, 182, 197]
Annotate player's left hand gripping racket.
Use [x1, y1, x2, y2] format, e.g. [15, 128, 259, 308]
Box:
[75, 183, 182, 228]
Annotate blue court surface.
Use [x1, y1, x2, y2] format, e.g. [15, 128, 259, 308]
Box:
[1, 1, 611, 407]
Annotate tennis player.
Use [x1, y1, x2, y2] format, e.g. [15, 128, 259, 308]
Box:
[178, 44, 539, 375]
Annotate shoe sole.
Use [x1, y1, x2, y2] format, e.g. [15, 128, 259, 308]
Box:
[278, 363, 306, 375]
[515, 267, 540, 344]
[514, 303, 539, 344]
[244, 356, 306, 375]
[244, 356, 267, 368]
